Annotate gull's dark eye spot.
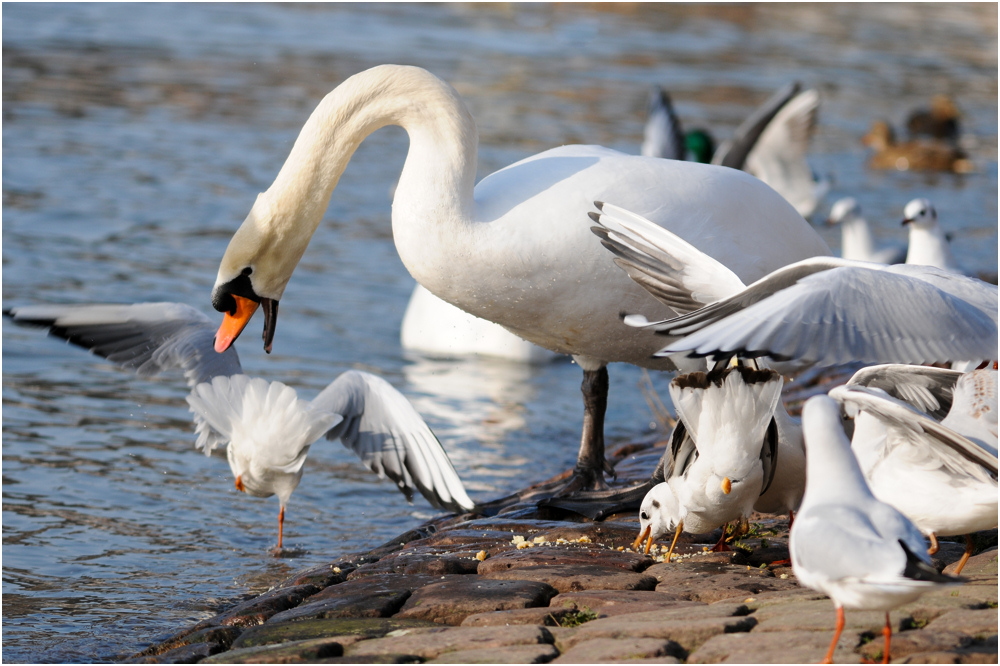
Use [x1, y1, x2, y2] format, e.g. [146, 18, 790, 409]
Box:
[640, 511, 649, 521]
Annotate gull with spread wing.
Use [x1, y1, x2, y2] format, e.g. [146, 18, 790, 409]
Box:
[590, 202, 996, 371]
[6, 303, 474, 549]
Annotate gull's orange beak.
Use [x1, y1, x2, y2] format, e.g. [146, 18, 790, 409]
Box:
[215, 295, 259, 353]
[235, 475, 245, 493]
[633, 524, 651, 551]
[721, 477, 732, 495]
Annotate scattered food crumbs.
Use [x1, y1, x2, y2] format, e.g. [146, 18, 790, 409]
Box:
[744, 597, 755, 603]
[780, 573, 789, 579]
[475, 550, 487, 561]
[533, 536, 546, 544]
[332, 567, 341, 574]
[617, 546, 624, 551]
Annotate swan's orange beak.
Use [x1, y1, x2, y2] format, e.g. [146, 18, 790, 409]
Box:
[215, 295, 259, 353]
[235, 475, 245, 493]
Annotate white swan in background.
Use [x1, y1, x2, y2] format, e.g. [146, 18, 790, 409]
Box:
[209, 64, 831, 493]
[641, 82, 828, 218]
[6, 303, 474, 549]
[591, 202, 996, 371]
[835, 365, 998, 575]
[791, 394, 961, 665]
[826, 197, 906, 264]
[902, 198, 966, 274]
[400, 284, 558, 363]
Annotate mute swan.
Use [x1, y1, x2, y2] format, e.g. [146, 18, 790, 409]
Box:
[901, 198, 966, 274]
[825, 197, 906, 264]
[590, 202, 996, 371]
[791, 394, 962, 665]
[210, 64, 831, 493]
[6, 303, 473, 549]
[641, 83, 827, 218]
[836, 366, 998, 575]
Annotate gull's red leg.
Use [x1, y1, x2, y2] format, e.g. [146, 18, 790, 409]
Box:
[823, 606, 845, 664]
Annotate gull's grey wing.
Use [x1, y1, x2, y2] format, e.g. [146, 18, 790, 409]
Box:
[847, 364, 963, 420]
[831, 384, 998, 476]
[791, 503, 930, 583]
[713, 82, 801, 169]
[5, 302, 242, 387]
[658, 265, 998, 369]
[311, 370, 474, 513]
[641, 87, 686, 160]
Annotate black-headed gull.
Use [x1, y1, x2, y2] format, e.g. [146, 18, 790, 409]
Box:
[825, 197, 906, 265]
[791, 394, 962, 664]
[833, 365, 998, 573]
[901, 198, 966, 274]
[590, 201, 996, 371]
[6, 303, 474, 549]
[633, 363, 801, 560]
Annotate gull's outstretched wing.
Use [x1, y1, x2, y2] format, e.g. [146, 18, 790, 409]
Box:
[5, 303, 242, 387]
[830, 384, 998, 476]
[847, 364, 963, 420]
[311, 370, 475, 513]
[656, 265, 997, 368]
[713, 82, 801, 170]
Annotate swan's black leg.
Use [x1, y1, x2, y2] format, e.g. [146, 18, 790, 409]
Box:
[575, 365, 611, 489]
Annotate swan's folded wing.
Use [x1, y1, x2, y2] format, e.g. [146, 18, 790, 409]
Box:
[847, 364, 963, 420]
[5, 302, 242, 387]
[830, 384, 998, 476]
[713, 82, 801, 170]
[590, 201, 748, 314]
[312, 370, 474, 513]
[656, 265, 998, 369]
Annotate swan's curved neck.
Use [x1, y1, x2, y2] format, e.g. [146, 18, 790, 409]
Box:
[239, 65, 479, 299]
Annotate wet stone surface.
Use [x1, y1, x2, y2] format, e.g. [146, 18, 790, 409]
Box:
[134, 447, 999, 664]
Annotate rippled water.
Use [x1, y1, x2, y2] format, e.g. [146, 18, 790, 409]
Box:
[3, 4, 997, 662]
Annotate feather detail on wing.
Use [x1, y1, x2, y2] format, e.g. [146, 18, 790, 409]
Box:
[847, 364, 962, 420]
[5, 303, 242, 387]
[311, 371, 474, 513]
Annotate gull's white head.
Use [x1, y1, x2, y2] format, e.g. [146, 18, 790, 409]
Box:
[902, 198, 937, 230]
[827, 197, 862, 226]
[186, 375, 342, 507]
[636, 482, 683, 553]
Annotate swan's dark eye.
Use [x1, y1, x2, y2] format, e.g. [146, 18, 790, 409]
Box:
[640, 511, 649, 521]
[241, 267, 252, 276]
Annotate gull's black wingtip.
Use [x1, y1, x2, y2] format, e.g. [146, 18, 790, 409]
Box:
[593, 201, 605, 211]
[588, 211, 602, 224]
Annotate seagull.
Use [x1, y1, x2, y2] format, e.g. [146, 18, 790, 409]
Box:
[902, 198, 966, 274]
[589, 201, 997, 371]
[633, 362, 801, 560]
[826, 197, 906, 264]
[640, 83, 827, 218]
[834, 365, 998, 574]
[6, 303, 474, 549]
[208, 64, 831, 496]
[791, 394, 962, 664]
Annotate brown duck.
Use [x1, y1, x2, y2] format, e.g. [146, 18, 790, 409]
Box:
[862, 120, 972, 173]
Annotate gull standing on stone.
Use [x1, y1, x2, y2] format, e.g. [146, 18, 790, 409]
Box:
[791, 394, 962, 664]
[6, 303, 474, 549]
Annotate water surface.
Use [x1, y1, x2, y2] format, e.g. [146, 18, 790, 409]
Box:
[3, 4, 997, 662]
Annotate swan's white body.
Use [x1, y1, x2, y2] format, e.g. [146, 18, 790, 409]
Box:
[827, 197, 906, 264]
[213, 65, 830, 370]
[400, 284, 558, 363]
